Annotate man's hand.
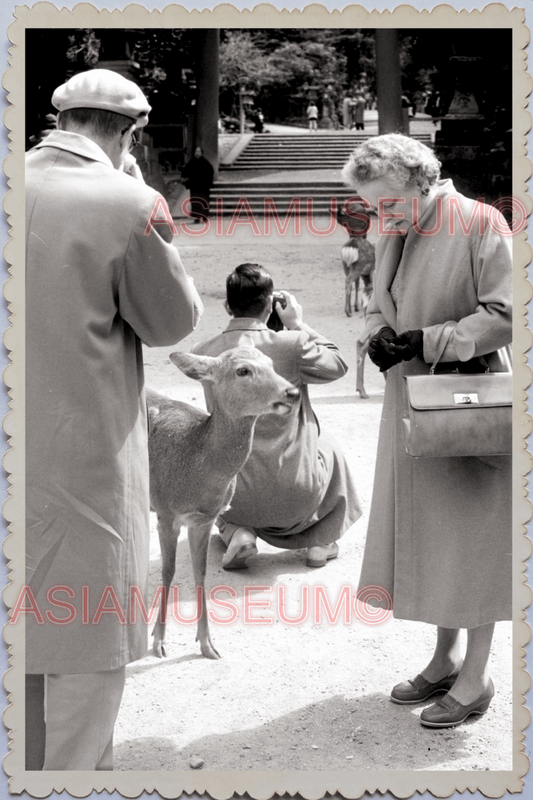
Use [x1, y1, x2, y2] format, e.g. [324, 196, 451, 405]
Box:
[121, 154, 145, 182]
[276, 291, 304, 330]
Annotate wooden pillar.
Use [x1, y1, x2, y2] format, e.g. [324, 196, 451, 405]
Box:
[375, 29, 405, 135]
[194, 29, 219, 176]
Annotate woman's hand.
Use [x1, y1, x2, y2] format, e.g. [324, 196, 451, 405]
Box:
[368, 328, 424, 371]
[368, 327, 403, 372]
[391, 329, 424, 361]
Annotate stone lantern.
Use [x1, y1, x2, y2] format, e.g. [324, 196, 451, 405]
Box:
[239, 87, 255, 134]
[436, 55, 484, 146]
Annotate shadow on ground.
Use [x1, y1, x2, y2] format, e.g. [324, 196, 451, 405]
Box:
[114, 691, 487, 772]
[148, 530, 344, 605]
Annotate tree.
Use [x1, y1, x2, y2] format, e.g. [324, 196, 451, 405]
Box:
[219, 30, 273, 91]
[219, 29, 349, 122]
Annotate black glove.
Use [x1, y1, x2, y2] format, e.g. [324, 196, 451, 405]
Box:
[368, 326, 403, 372]
[391, 329, 424, 362]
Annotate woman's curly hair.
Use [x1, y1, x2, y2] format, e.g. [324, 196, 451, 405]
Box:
[342, 133, 441, 196]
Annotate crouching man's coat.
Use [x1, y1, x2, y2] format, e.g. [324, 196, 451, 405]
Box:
[193, 318, 362, 549]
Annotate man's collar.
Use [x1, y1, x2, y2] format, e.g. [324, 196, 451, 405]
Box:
[225, 317, 268, 331]
[34, 130, 114, 169]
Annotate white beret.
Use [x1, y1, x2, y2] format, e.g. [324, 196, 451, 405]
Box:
[52, 69, 151, 128]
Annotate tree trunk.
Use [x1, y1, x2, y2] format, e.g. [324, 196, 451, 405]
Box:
[194, 29, 219, 176]
[375, 29, 406, 135]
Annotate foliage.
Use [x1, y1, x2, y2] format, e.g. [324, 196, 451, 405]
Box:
[219, 30, 273, 90]
[64, 29, 198, 99]
[59, 28, 377, 122]
[131, 29, 197, 96]
[39, 27, 510, 130]
[219, 29, 349, 120]
[66, 30, 101, 68]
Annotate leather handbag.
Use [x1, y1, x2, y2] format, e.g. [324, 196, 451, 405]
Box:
[402, 327, 512, 458]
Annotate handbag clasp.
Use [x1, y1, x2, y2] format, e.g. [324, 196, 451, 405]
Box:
[454, 393, 479, 405]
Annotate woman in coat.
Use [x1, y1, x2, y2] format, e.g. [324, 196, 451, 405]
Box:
[342, 134, 512, 728]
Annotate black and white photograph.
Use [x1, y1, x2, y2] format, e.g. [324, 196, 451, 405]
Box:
[2, 2, 531, 798]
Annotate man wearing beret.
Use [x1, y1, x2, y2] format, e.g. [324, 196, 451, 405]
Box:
[24, 69, 204, 770]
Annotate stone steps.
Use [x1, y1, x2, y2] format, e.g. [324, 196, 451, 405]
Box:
[222, 132, 433, 170]
[210, 183, 361, 217]
[209, 132, 433, 215]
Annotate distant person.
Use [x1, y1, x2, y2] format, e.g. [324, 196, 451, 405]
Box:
[181, 145, 215, 223]
[413, 90, 427, 115]
[353, 94, 366, 130]
[193, 263, 362, 570]
[425, 90, 443, 122]
[342, 96, 353, 129]
[249, 108, 264, 133]
[307, 102, 319, 132]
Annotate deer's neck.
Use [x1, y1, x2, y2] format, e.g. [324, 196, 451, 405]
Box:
[206, 403, 258, 477]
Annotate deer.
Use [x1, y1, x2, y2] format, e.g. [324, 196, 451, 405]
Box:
[341, 237, 375, 318]
[147, 343, 299, 659]
[337, 203, 377, 399]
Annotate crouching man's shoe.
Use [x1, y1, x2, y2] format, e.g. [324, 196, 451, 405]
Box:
[222, 527, 258, 570]
[306, 541, 339, 568]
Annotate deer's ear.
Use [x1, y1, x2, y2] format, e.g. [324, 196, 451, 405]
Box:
[169, 352, 219, 382]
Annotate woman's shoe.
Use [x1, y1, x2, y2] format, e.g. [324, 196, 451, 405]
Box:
[390, 665, 463, 704]
[420, 677, 495, 728]
[306, 542, 339, 568]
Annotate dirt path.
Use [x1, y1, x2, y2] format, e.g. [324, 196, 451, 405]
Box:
[113, 224, 512, 774]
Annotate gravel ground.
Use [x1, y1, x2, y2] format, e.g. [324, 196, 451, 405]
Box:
[113, 224, 514, 777]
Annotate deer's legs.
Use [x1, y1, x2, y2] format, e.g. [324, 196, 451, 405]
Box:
[354, 277, 361, 313]
[188, 521, 220, 660]
[153, 514, 180, 658]
[356, 338, 369, 399]
[345, 276, 354, 317]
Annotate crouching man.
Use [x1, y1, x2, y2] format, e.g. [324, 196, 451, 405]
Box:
[192, 263, 361, 570]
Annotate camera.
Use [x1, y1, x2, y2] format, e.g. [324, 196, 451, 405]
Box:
[271, 291, 287, 310]
[267, 292, 287, 332]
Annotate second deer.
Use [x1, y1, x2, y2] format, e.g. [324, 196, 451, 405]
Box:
[341, 236, 376, 318]
[338, 205, 377, 399]
[148, 343, 299, 659]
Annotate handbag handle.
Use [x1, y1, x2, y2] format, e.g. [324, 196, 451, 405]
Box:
[429, 325, 493, 375]
[429, 325, 456, 375]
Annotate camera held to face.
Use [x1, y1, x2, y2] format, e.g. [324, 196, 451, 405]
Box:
[268, 292, 287, 332]
[272, 292, 287, 310]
